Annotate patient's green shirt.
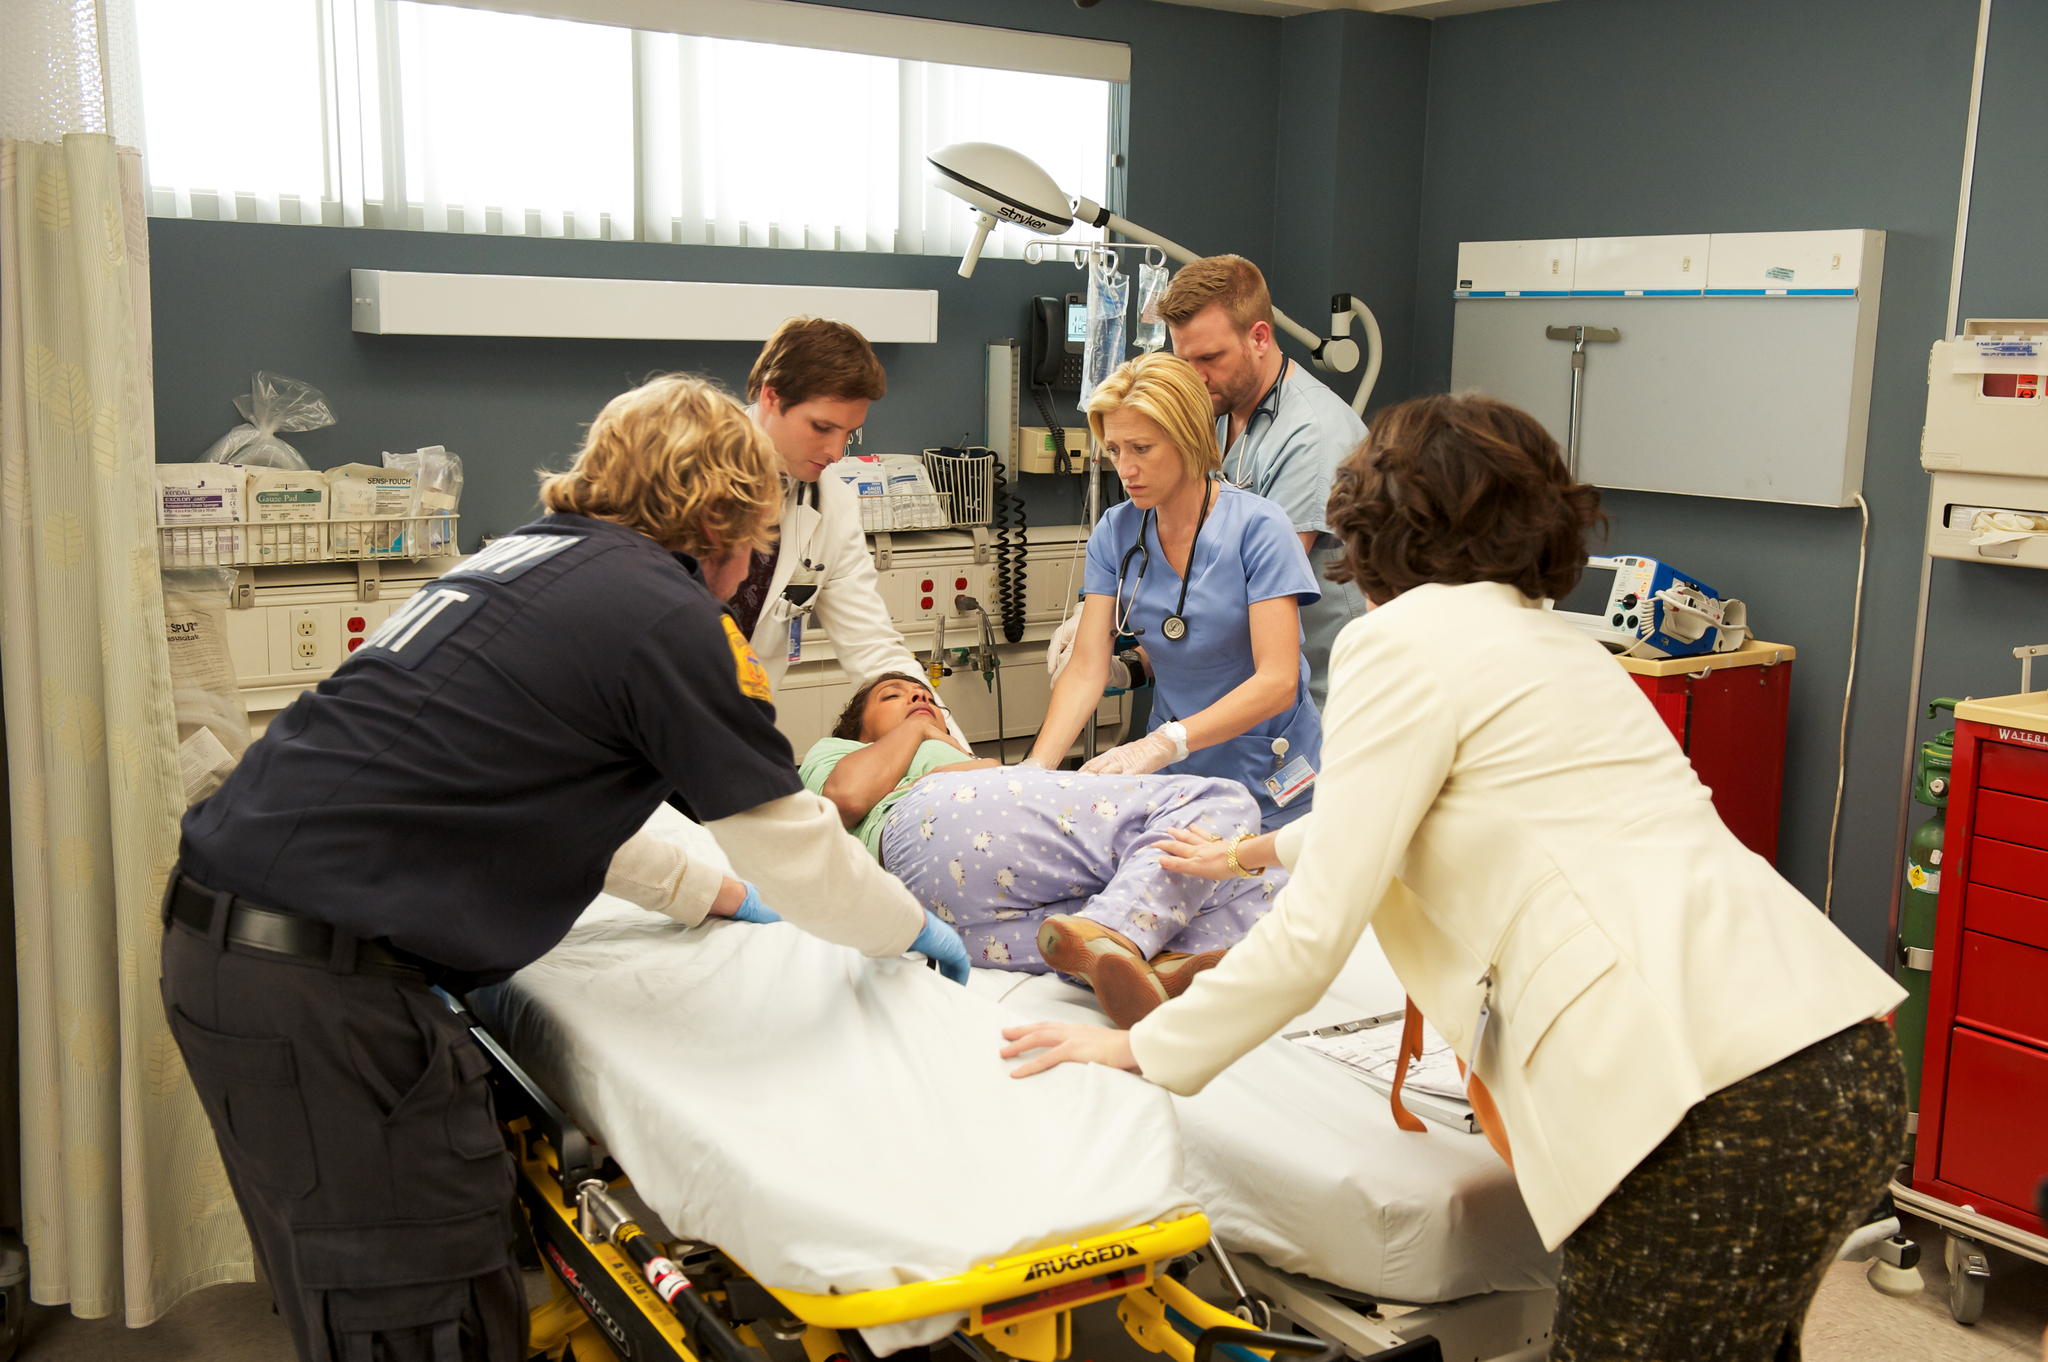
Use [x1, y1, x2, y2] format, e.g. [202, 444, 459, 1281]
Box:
[799, 736, 973, 861]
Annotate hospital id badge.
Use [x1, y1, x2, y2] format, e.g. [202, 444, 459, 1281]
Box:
[787, 613, 804, 663]
[1263, 755, 1317, 807]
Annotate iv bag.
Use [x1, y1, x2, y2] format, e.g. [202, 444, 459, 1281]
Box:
[1133, 260, 1169, 353]
[1079, 253, 1130, 407]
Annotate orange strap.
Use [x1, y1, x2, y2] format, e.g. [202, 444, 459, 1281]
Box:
[1386, 998, 1428, 1133]
[1391, 995, 1516, 1170]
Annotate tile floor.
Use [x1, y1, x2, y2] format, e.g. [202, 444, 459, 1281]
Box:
[12, 1213, 2043, 1361]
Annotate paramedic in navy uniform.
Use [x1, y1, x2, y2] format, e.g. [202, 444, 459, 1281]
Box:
[159, 374, 969, 1362]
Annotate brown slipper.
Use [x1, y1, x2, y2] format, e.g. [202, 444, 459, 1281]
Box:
[1036, 915, 1169, 1030]
[1151, 949, 1226, 999]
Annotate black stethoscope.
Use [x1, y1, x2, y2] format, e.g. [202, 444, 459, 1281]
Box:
[781, 479, 826, 608]
[1222, 359, 1290, 489]
[1114, 477, 1214, 642]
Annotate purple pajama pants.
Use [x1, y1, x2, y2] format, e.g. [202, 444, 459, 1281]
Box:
[876, 766, 1284, 972]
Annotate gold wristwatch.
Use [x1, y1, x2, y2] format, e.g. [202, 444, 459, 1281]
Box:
[1226, 833, 1264, 878]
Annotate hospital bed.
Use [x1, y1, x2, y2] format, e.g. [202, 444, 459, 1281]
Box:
[971, 949, 1557, 1362]
[466, 806, 1541, 1362]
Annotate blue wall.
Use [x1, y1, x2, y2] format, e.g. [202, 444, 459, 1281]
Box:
[1407, 0, 1984, 960]
[1271, 10, 1432, 415]
[148, 0, 1286, 543]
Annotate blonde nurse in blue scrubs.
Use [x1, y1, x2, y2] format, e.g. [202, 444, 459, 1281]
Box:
[1020, 353, 1322, 832]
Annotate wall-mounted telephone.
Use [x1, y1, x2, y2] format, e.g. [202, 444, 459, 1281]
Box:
[1028, 294, 1086, 392]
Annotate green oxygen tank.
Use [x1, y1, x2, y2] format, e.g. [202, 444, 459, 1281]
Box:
[1897, 698, 1958, 1127]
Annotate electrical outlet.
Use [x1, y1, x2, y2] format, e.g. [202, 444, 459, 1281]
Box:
[289, 608, 321, 671]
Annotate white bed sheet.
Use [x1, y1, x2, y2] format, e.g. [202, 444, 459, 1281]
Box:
[471, 804, 1196, 1352]
[971, 935, 1559, 1305]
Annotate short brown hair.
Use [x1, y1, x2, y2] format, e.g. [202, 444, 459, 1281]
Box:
[1085, 354, 1221, 482]
[1157, 254, 1273, 335]
[1327, 392, 1606, 603]
[832, 673, 934, 742]
[539, 373, 780, 559]
[747, 316, 887, 407]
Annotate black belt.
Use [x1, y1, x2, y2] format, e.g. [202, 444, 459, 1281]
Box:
[168, 876, 430, 979]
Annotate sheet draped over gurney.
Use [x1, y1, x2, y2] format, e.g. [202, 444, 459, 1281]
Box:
[971, 942, 1559, 1304]
[471, 804, 1195, 1352]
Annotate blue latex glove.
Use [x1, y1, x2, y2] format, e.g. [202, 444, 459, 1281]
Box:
[731, 883, 781, 925]
[910, 909, 971, 985]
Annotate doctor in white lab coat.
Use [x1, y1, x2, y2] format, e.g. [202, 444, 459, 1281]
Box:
[605, 320, 964, 928]
[732, 316, 965, 741]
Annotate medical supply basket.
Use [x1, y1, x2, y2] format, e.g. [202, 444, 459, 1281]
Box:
[854, 448, 994, 534]
[156, 514, 461, 567]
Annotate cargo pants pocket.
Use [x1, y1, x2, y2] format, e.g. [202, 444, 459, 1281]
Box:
[296, 1206, 528, 1362]
[391, 990, 506, 1163]
[169, 1005, 318, 1198]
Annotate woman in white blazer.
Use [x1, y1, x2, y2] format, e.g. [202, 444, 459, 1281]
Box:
[1001, 393, 1908, 1360]
[731, 317, 965, 742]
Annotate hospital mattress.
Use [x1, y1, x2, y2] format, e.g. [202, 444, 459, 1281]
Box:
[970, 941, 1559, 1306]
[470, 804, 1197, 1350]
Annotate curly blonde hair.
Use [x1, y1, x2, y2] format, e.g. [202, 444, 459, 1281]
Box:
[539, 374, 780, 559]
[1084, 353, 1223, 483]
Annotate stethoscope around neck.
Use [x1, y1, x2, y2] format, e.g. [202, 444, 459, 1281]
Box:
[1114, 477, 1214, 643]
[781, 478, 827, 609]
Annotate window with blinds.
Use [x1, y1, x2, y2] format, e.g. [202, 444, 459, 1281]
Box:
[133, 0, 1120, 262]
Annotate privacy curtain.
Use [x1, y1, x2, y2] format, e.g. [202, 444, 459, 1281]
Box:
[1, 1, 254, 1324]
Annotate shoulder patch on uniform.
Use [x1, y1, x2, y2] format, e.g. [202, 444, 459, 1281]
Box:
[354, 583, 489, 670]
[721, 614, 772, 702]
[446, 533, 581, 583]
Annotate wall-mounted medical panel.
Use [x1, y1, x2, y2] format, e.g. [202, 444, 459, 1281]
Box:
[1705, 229, 1873, 296]
[1921, 321, 2048, 568]
[1454, 239, 1576, 297]
[1572, 235, 1708, 296]
[1922, 325, 2048, 479]
[1451, 232, 1883, 507]
[351, 270, 940, 342]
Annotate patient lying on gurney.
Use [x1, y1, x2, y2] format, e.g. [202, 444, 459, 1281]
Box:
[798, 675, 1282, 1027]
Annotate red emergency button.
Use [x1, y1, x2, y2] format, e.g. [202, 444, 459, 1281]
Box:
[347, 616, 367, 633]
[347, 637, 364, 653]
[921, 596, 934, 610]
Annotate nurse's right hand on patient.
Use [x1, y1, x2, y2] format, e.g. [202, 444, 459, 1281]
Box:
[910, 910, 971, 985]
[1000, 1022, 1138, 1078]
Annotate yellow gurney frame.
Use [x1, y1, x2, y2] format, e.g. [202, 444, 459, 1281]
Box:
[468, 1000, 1273, 1362]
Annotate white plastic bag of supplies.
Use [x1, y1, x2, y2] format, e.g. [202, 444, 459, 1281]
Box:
[200, 371, 335, 468]
[383, 445, 464, 554]
[162, 568, 250, 803]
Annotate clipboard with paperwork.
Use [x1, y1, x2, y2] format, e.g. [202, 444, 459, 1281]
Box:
[1283, 1012, 1481, 1135]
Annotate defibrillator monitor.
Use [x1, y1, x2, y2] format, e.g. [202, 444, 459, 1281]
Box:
[1550, 555, 1749, 659]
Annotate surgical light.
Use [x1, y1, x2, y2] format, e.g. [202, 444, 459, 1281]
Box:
[924, 142, 1075, 279]
[925, 142, 1382, 415]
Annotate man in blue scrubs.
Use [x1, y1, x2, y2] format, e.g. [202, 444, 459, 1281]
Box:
[1159, 255, 1369, 709]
